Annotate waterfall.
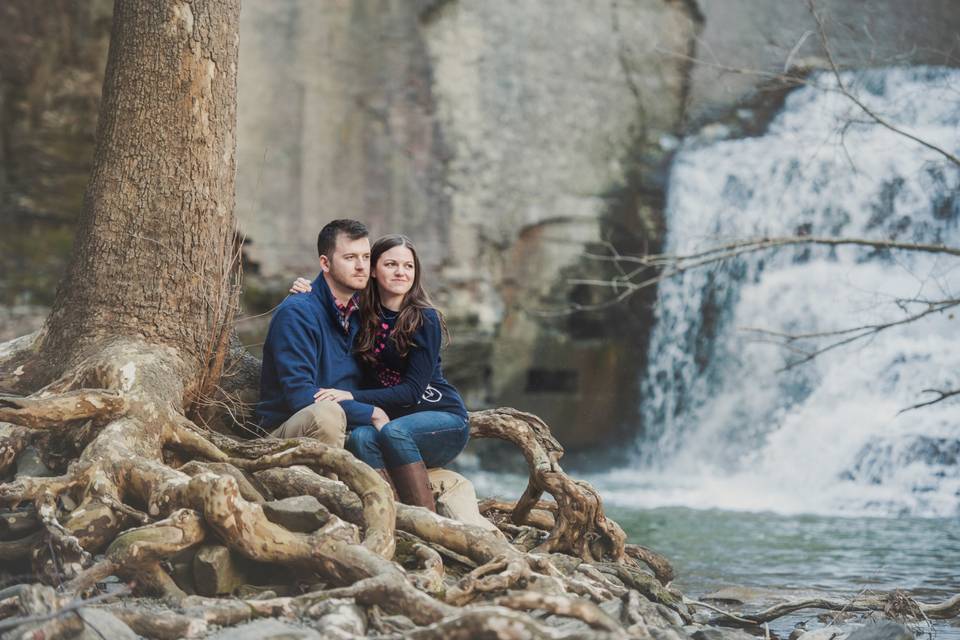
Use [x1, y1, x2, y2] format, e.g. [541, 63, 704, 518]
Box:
[605, 67, 960, 517]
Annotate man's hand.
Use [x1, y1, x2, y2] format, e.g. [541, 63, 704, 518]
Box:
[371, 407, 390, 430]
[289, 277, 312, 294]
[315, 388, 353, 402]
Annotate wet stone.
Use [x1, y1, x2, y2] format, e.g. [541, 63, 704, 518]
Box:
[15, 446, 55, 478]
[846, 622, 914, 640]
[262, 496, 330, 533]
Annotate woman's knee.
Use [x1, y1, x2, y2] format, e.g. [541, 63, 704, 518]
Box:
[377, 423, 421, 466]
[346, 426, 384, 467]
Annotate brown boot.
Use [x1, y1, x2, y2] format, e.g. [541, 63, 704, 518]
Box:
[388, 461, 436, 511]
[375, 468, 398, 501]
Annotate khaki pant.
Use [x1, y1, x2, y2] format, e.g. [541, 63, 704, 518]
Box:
[270, 401, 346, 447]
[428, 468, 503, 536]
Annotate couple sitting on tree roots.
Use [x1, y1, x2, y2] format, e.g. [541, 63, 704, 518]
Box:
[256, 219, 499, 534]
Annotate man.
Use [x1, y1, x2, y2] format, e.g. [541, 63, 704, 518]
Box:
[257, 219, 388, 445]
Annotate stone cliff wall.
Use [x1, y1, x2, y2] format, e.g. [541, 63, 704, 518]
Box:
[3, 0, 959, 446]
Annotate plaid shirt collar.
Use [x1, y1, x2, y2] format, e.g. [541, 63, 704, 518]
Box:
[334, 295, 359, 333]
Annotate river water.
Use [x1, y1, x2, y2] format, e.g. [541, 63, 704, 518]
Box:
[471, 66, 960, 638]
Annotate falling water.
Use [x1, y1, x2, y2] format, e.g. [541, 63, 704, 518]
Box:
[603, 67, 960, 518]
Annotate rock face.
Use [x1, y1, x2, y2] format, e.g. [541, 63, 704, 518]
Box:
[0, 1, 112, 307]
[3, 0, 960, 445]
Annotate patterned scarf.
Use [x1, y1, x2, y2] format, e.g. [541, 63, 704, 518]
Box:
[334, 296, 359, 333]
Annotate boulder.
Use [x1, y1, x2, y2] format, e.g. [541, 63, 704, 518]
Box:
[262, 495, 330, 533]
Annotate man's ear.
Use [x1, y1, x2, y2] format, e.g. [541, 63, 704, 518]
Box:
[319, 255, 330, 273]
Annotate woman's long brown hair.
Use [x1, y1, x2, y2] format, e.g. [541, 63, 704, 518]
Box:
[355, 235, 448, 367]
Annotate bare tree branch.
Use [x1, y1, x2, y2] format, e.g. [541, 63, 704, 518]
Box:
[807, 0, 960, 168]
[898, 387, 960, 413]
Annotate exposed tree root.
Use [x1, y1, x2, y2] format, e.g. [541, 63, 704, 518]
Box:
[0, 390, 126, 429]
[6, 337, 942, 639]
[480, 497, 558, 530]
[493, 591, 624, 632]
[469, 408, 626, 562]
[254, 464, 365, 525]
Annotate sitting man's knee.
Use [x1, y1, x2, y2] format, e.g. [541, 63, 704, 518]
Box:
[303, 400, 346, 446]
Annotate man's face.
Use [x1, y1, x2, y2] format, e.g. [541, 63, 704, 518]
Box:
[321, 234, 371, 293]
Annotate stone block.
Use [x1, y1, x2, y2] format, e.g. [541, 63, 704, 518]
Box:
[262, 495, 330, 533]
[193, 545, 248, 596]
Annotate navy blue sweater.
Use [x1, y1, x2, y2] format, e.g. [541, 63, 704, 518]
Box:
[257, 275, 375, 430]
[353, 308, 467, 420]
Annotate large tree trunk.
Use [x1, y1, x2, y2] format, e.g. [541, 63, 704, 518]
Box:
[32, 0, 240, 393]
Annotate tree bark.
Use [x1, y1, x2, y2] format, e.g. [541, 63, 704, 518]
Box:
[32, 0, 240, 395]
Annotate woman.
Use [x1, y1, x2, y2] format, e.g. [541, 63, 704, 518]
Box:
[291, 235, 468, 512]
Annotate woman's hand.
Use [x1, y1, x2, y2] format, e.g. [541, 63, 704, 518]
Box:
[289, 277, 312, 294]
[371, 406, 390, 431]
[314, 388, 353, 402]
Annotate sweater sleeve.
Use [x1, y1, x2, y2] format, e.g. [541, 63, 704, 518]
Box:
[340, 400, 375, 426]
[352, 310, 441, 409]
[268, 303, 322, 413]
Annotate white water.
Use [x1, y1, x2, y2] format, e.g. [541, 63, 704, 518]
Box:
[593, 67, 960, 518]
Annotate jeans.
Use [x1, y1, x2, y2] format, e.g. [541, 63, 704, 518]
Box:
[346, 411, 469, 469]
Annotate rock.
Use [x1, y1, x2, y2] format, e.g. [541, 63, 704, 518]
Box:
[304, 598, 367, 637]
[262, 495, 330, 533]
[75, 608, 138, 640]
[802, 628, 848, 640]
[846, 622, 914, 640]
[193, 545, 249, 596]
[170, 560, 196, 596]
[799, 624, 890, 640]
[205, 618, 326, 640]
[629, 593, 688, 629]
[657, 603, 686, 627]
[15, 447, 55, 478]
[692, 627, 758, 640]
[651, 625, 692, 640]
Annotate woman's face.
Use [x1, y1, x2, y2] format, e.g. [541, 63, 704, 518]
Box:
[374, 245, 416, 299]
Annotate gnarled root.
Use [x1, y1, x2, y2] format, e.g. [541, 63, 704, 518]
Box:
[0, 389, 126, 429]
[492, 591, 624, 633]
[0, 337, 692, 639]
[69, 509, 206, 598]
[469, 408, 627, 563]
